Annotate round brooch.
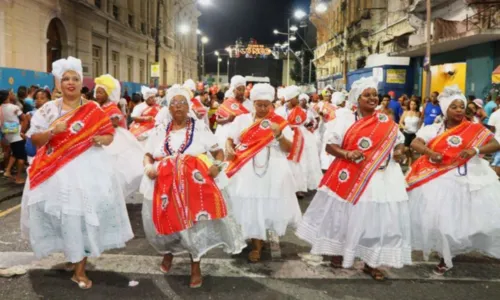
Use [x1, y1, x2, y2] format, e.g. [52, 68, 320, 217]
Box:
[377, 113, 389, 123]
[161, 194, 169, 210]
[357, 137, 372, 151]
[70, 121, 84, 134]
[196, 211, 211, 222]
[192, 170, 206, 184]
[338, 169, 350, 183]
[230, 103, 239, 110]
[447, 135, 462, 148]
[295, 116, 302, 123]
[260, 119, 271, 129]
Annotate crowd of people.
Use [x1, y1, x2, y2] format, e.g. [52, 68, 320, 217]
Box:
[2, 56, 500, 289]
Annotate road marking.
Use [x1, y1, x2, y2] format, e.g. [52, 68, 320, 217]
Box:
[1, 252, 500, 282]
[0, 204, 21, 218]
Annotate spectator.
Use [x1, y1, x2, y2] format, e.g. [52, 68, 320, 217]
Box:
[0, 89, 27, 184]
[472, 99, 487, 123]
[468, 95, 476, 103]
[25, 89, 51, 164]
[23, 85, 38, 112]
[399, 99, 421, 165]
[16, 86, 27, 111]
[422, 91, 442, 126]
[387, 90, 403, 123]
[128, 92, 143, 125]
[376, 94, 394, 120]
[484, 95, 498, 125]
[487, 105, 500, 177]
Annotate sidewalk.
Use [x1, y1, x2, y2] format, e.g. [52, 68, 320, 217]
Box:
[0, 176, 24, 203]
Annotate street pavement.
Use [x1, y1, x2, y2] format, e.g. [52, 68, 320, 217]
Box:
[1, 189, 500, 299]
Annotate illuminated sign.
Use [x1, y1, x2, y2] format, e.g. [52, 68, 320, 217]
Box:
[235, 44, 272, 58]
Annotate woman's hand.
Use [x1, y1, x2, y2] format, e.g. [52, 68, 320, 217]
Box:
[144, 164, 157, 180]
[346, 150, 364, 162]
[427, 150, 443, 164]
[92, 136, 105, 147]
[459, 148, 477, 160]
[52, 120, 67, 134]
[270, 123, 281, 138]
[208, 165, 221, 178]
[226, 146, 236, 161]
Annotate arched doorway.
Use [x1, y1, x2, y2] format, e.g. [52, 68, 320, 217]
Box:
[46, 18, 66, 72]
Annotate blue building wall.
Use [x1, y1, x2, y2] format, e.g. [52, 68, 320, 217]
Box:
[0, 67, 144, 95]
[347, 65, 414, 98]
[412, 41, 497, 99]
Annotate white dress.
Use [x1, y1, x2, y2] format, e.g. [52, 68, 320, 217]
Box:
[274, 106, 322, 192]
[141, 120, 246, 261]
[296, 112, 412, 269]
[20, 100, 134, 263]
[214, 99, 253, 153]
[225, 113, 302, 240]
[103, 109, 144, 199]
[409, 123, 500, 268]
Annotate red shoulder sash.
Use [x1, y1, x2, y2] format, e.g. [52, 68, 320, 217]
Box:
[102, 102, 127, 129]
[216, 98, 249, 119]
[286, 106, 307, 163]
[129, 104, 160, 138]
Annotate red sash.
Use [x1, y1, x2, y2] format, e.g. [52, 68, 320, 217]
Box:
[191, 97, 208, 118]
[286, 106, 307, 163]
[29, 101, 114, 189]
[129, 105, 159, 137]
[226, 113, 288, 178]
[153, 155, 228, 235]
[321, 102, 336, 122]
[320, 113, 398, 205]
[216, 98, 249, 119]
[406, 121, 493, 191]
[102, 102, 127, 129]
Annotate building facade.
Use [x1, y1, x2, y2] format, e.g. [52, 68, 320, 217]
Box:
[0, 0, 199, 92]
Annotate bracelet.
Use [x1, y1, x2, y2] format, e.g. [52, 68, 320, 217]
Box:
[473, 147, 480, 156]
[275, 133, 284, 141]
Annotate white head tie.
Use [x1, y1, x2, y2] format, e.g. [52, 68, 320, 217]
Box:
[332, 92, 346, 106]
[438, 85, 467, 118]
[183, 79, 196, 92]
[52, 56, 83, 84]
[231, 75, 246, 89]
[348, 77, 378, 105]
[250, 83, 275, 102]
[283, 85, 301, 101]
[298, 93, 309, 102]
[166, 84, 192, 108]
[141, 86, 158, 100]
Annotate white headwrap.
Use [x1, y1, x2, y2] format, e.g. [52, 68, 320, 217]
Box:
[51, 56, 83, 84]
[250, 83, 275, 102]
[277, 87, 285, 100]
[141, 86, 158, 100]
[332, 92, 346, 106]
[283, 85, 301, 101]
[298, 93, 309, 102]
[166, 84, 192, 109]
[94, 74, 121, 103]
[183, 79, 196, 92]
[231, 75, 246, 89]
[225, 89, 234, 99]
[348, 77, 378, 105]
[438, 85, 467, 118]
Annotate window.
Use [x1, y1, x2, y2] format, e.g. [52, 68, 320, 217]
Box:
[151, 28, 156, 38]
[127, 56, 133, 82]
[139, 59, 145, 83]
[111, 51, 119, 78]
[95, 0, 101, 9]
[141, 22, 146, 34]
[113, 4, 119, 20]
[92, 45, 102, 78]
[128, 14, 134, 27]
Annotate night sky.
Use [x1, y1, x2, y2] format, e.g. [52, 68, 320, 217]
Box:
[199, 0, 310, 73]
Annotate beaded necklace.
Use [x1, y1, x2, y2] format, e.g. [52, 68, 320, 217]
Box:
[251, 113, 271, 177]
[164, 117, 195, 156]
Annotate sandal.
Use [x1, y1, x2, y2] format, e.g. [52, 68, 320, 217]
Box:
[363, 265, 386, 281]
[160, 254, 173, 274]
[189, 277, 203, 289]
[71, 276, 93, 290]
[330, 256, 343, 269]
[433, 262, 452, 276]
[248, 249, 262, 263]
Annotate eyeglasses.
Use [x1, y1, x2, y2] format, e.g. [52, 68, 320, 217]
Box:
[169, 100, 188, 106]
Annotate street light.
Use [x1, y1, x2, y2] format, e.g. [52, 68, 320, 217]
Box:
[294, 9, 306, 20]
[290, 25, 298, 32]
[273, 29, 279, 35]
[290, 35, 297, 41]
[274, 43, 281, 47]
[198, 0, 211, 5]
[315, 2, 328, 13]
[201, 36, 209, 44]
[214, 50, 220, 56]
[179, 24, 190, 34]
[200, 36, 209, 79]
[196, 29, 202, 35]
[217, 57, 222, 86]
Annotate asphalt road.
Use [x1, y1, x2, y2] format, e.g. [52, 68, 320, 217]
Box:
[1, 193, 500, 299]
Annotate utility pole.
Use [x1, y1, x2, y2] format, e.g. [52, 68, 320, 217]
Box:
[424, 0, 432, 98]
[202, 43, 205, 81]
[154, 0, 162, 87]
[287, 18, 290, 86]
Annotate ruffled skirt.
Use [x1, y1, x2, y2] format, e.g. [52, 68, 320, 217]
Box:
[409, 168, 500, 267]
[104, 127, 145, 199]
[21, 147, 134, 263]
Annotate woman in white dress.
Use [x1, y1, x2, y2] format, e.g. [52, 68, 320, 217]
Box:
[141, 86, 245, 288]
[407, 85, 500, 275]
[20, 57, 133, 289]
[296, 77, 411, 281]
[94, 74, 144, 199]
[129, 86, 160, 146]
[274, 86, 322, 197]
[225, 83, 302, 263]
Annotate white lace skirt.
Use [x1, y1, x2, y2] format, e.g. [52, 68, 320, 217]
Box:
[214, 124, 230, 154]
[409, 170, 500, 268]
[226, 149, 302, 240]
[21, 147, 134, 263]
[141, 197, 246, 262]
[104, 128, 145, 199]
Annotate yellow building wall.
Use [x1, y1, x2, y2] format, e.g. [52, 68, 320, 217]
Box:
[422, 63, 467, 95]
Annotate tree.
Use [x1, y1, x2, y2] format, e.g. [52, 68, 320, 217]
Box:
[290, 47, 315, 85]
